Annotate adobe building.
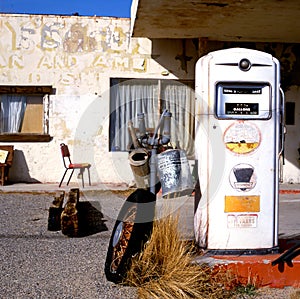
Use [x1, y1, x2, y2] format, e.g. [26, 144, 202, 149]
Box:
[0, 0, 299, 185]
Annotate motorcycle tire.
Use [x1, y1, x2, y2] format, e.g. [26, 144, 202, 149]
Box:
[104, 189, 156, 283]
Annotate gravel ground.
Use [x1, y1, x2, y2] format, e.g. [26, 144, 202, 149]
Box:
[0, 192, 138, 299]
[0, 192, 299, 299]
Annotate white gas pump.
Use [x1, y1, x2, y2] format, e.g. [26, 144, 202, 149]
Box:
[194, 48, 284, 254]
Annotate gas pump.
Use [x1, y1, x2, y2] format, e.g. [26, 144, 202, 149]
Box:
[194, 48, 284, 253]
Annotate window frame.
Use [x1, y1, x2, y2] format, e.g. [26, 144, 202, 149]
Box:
[285, 101, 295, 126]
[0, 86, 53, 142]
[109, 78, 195, 156]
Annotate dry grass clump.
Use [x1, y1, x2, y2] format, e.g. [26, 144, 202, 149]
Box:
[124, 214, 231, 299]
[291, 290, 300, 299]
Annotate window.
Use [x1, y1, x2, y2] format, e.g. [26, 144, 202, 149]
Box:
[0, 86, 52, 142]
[285, 102, 295, 125]
[109, 78, 195, 158]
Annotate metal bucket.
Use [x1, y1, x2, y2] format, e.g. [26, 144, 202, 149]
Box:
[128, 148, 150, 189]
[157, 149, 194, 199]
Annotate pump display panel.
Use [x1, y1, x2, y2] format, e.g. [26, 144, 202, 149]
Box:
[225, 103, 259, 115]
[216, 83, 271, 119]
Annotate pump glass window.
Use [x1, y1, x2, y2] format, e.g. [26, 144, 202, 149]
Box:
[216, 83, 271, 120]
[109, 78, 195, 157]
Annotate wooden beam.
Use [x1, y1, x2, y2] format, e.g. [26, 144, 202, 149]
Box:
[198, 37, 208, 58]
[0, 86, 53, 95]
[0, 134, 53, 142]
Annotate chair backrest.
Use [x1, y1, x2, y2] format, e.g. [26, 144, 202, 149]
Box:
[60, 143, 72, 167]
[60, 143, 70, 157]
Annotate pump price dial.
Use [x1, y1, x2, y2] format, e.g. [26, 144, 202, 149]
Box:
[223, 121, 261, 154]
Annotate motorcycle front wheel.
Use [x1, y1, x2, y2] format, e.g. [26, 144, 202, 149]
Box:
[104, 189, 156, 283]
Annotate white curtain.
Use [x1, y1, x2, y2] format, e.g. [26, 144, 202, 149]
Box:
[110, 79, 159, 151]
[162, 81, 195, 158]
[0, 95, 27, 133]
[109, 79, 195, 156]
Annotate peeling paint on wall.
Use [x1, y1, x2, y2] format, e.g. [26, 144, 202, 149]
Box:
[0, 14, 199, 184]
[4, 14, 298, 184]
[0, 16, 152, 94]
[63, 23, 97, 53]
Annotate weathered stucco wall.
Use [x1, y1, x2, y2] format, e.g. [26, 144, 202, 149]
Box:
[0, 14, 299, 185]
[0, 14, 198, 185]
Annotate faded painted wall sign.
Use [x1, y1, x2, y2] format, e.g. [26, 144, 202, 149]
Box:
[63, 23, 96, 53]
[0, 16, 150, 89]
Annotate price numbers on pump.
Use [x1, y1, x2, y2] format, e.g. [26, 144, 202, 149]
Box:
[225, 103, 259, 115]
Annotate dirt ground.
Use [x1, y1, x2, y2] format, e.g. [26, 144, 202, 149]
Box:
[233, 286, 300, 299]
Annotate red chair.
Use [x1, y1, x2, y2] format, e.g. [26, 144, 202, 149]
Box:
[59, 143, 91, 188]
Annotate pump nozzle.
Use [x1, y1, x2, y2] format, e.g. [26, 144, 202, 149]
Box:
[137, 113, 146, 136]
[161, 111, 172, 145]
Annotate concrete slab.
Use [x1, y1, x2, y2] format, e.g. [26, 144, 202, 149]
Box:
[195, 252, 300, 288]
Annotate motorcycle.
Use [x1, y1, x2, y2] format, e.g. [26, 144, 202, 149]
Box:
[104, 110, 193, 283]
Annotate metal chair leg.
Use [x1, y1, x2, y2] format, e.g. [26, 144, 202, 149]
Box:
[67, 169, 75, 186]
[87, 168, 91, 186]
[59, 169, 68, 187]
[81, 169, 84, 188]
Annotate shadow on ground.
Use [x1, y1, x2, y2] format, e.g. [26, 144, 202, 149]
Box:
[77, 201, 108, 237]
[48, 200, 108, 237]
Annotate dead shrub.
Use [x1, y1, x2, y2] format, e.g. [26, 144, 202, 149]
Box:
[124, 214, 231, 299]
[291, 290, 300, 299]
